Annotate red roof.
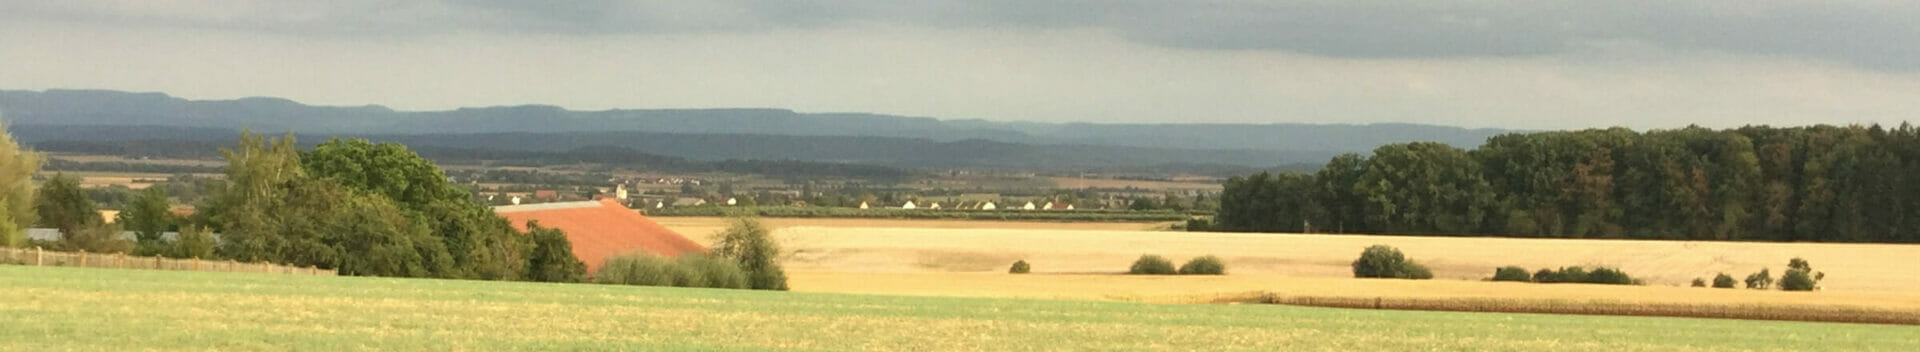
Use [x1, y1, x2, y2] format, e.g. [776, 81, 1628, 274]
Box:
[496, 199, 706, 274]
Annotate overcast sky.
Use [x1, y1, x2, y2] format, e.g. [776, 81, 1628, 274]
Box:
[4, 1, 1919, 130]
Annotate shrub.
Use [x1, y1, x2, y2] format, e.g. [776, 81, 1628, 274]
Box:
[1129, 255, 1176, 275]
[685, 255, 749, 289]
[710, 217, 788, 290]
[1529, 266, 1638, 285]
[597, 254, 674, 286]
[597, 254, 748, 289]
[1405, 262, 1434, 279]
[1712, 273, 1737, 288]
[1691, 278, 1708, 287]
[1351, 245, 1431, 280]
[1491, 266, 1531, 282]
[1009, 260, 1031, 274]
[1780, 258, 1824, 291]
[1177, 255, 1226, 275]
[1585, 267, 1635, 285]
[1745, 268, 1773, 289]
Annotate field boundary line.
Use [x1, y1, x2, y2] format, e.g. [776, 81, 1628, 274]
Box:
[1247, 294, 1920, 325]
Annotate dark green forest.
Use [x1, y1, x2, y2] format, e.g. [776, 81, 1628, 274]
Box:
[1217, 124, 1920, 243]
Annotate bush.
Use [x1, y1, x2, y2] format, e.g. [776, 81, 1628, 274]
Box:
[710, 217, 788, 290]
[1691, 278, 1707, 287]
[1745, 268, 1773, 289]
[1352, 245, 1430, 279]
[1780, 258, 1824, 292]
[1712, 273, 1737, 288]
[1491, 266, 1531, 282]
[1779, 258, 1824, 291]
[597, 254, 674, 286]
[1129, 255, 1176, 275]
[681, 255, 749, 289]
[1529, 266, 1638, 285]
[596, 253, 749, 289]
[1009, 260, 1031, 274]
[1177, 255, 1226, 275]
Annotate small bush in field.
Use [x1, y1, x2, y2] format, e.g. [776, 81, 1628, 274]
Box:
[1691, 278, 1707, 287]
[1492, 266, 1531, 282]
[1129, 255, 1176, 275]
[1177, 255, 1226, 275]
[1745, 269, 1774, 289]
[1009, 260, 1031, 274]
[1352, 245, 1431, 280]
[1712, 273, 1737, 288]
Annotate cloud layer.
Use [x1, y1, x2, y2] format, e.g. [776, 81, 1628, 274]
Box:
[3, 1, 1918, 129]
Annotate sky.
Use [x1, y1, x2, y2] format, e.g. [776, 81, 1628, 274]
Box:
[3, 1, 1919, 130]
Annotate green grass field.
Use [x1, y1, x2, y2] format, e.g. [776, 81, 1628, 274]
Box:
[2, 266, 1915, 351]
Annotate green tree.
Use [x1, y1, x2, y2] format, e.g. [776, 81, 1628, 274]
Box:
[171, 225, 216, 259]
[119, 187, 175, 256]
[0, 119, 40, 248]
[523, 221, 586, 283]
[709, 217, 788, 290]
[1356, 143, 1497, 235]
[36, 173, 99, 237]
[62, 221, 132, 253]
[303, 138, 515, 279]
[1712, 273, 1738, 288]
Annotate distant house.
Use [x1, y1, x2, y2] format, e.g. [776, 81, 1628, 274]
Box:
[1021, 201, 1037, 210]
[534, 190, 559, 201]
[901, 201, 918, 209]
[980, 201, 997, 210]
[725, 197, 738, 206]
[495, 199, 706, 276]
[859, 201, 870, 210]
[1044, 202, 1074, 211]
[928, 202, 942, 210]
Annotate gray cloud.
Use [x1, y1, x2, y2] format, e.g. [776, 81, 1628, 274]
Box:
[6, 1, 1917, 68]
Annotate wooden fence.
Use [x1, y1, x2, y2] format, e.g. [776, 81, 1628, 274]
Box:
[0, 247, 336, 276]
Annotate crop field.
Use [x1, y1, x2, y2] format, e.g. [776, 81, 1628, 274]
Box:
[4, 266, 1915, 351]
[660, 223, 1920, 291]
[651, 217, 1920, 323]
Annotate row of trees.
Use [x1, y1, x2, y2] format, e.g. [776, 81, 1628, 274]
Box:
[1, 124, 588, 282]
[1218, 124, 1920, 243]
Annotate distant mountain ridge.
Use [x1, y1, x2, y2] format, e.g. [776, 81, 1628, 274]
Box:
[0, 89, 1512, 157]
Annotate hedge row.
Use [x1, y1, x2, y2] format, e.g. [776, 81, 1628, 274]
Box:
[595, 254, 749, 289]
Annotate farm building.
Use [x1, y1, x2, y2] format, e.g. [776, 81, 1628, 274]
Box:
[495, 199, 706, 274]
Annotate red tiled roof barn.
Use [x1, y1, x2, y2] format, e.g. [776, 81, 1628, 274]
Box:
[495, 199, 706, 274]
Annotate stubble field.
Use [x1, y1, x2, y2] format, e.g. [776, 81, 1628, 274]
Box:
[660, 217, 1920, 323]
[4, 265, 1914, 351]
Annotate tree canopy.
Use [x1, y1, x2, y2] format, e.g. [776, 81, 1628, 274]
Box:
[1218, 124, 1920, 244]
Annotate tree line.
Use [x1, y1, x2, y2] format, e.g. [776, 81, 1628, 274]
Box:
[2, 124, 588, 282]
[1217, 124, 1920, 243]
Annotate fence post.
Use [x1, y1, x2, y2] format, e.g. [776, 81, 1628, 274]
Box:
[35, 246, 42, 266]
[118, 253, 126, 269]
[155, 256, 163, 270]
[192, 257, 200, 271]
[79, 250, 87, 267]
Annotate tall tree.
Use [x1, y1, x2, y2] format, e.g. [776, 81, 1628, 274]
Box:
[35, 173, 99, 237]
[119, 187, 175, 255]
[0, 119, 39, 248]
[523, 221, 586, 283]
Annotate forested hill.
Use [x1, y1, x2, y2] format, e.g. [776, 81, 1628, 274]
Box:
[0, 89, 1510, 160]
[1214, 124, 1920, 244]
[7, 125, 1302, 176]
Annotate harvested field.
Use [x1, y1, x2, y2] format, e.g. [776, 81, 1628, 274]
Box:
[686, 226, 1920, 292]
[4, 265, 1914, 351]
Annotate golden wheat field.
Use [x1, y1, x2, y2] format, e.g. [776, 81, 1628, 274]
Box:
[660, 216, 1920, 319]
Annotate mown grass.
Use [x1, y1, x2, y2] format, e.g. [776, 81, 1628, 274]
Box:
[3, 266, 1916, 351]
